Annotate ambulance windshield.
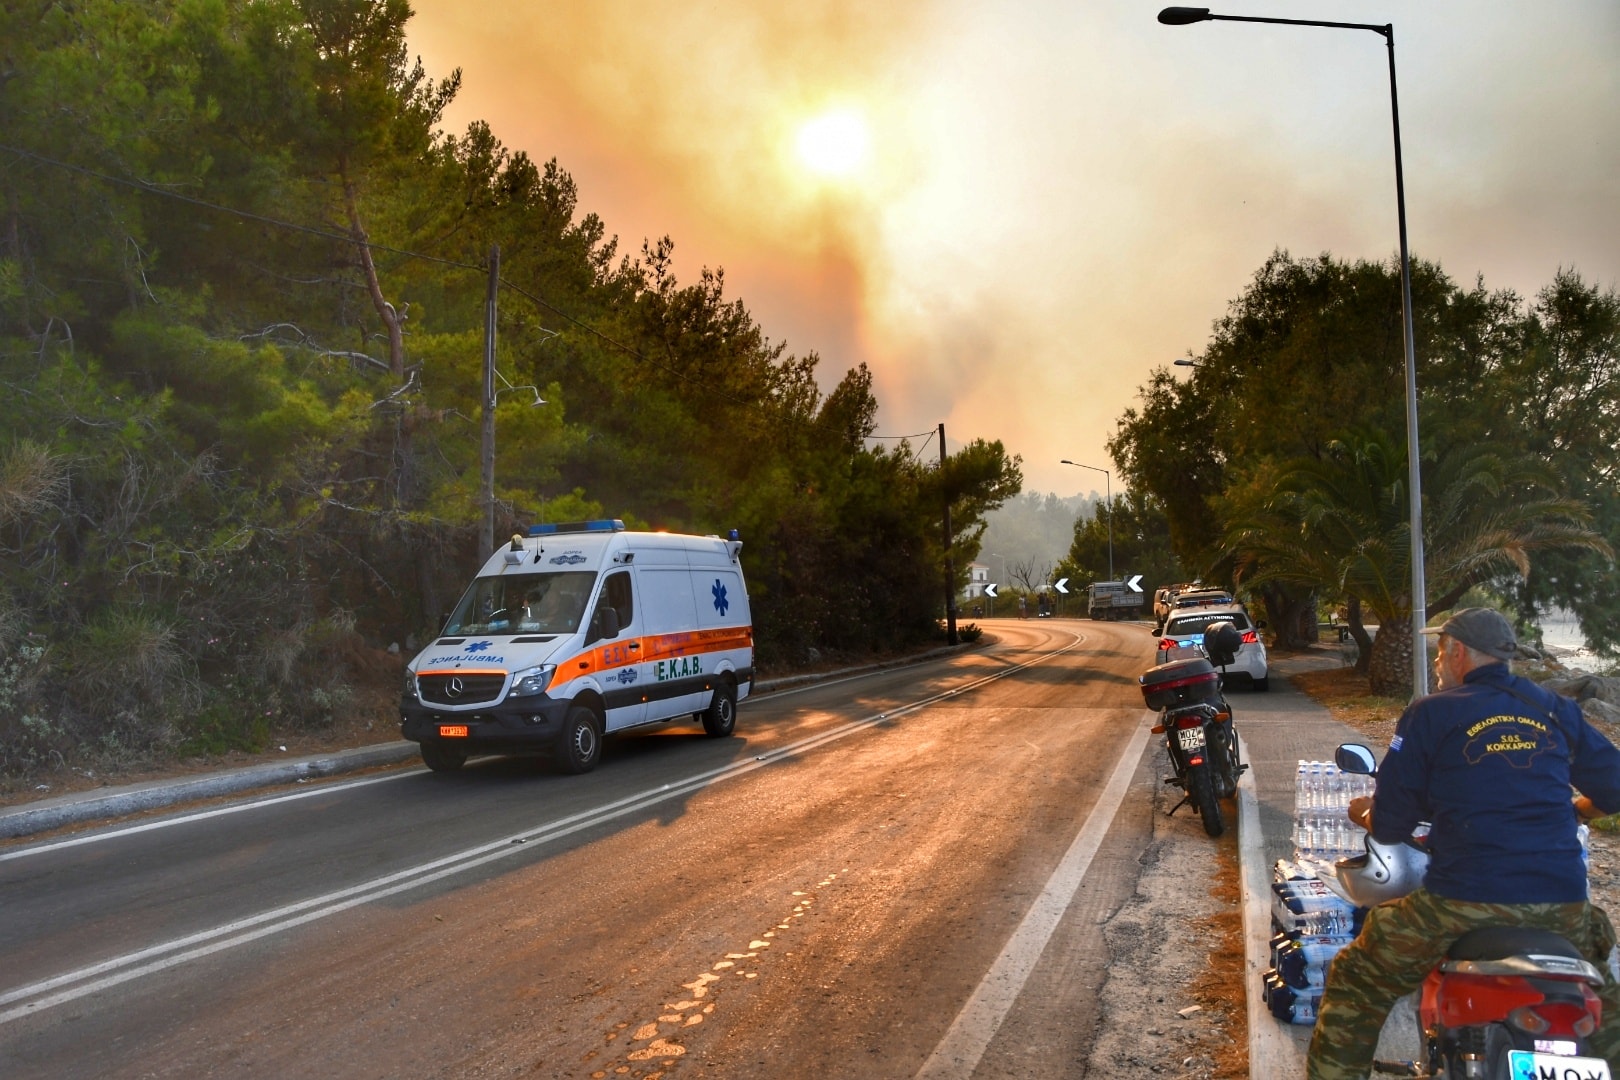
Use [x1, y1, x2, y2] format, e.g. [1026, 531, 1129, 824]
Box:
[444, 571, 597, 636]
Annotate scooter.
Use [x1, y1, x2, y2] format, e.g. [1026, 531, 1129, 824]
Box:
[1138, 621, 1247, 838]
[1331, 742, 1610, 1080]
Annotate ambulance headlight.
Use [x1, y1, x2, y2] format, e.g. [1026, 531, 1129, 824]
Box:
[402, 670, 418, 700]
[509, 664, 555, 698]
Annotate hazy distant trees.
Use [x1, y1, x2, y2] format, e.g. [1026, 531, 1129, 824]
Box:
[1057, 491, 1183, 600]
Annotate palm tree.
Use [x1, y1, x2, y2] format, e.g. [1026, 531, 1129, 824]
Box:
[1222, 429, 1610, 697]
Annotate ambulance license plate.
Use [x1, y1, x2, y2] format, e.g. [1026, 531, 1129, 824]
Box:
[1177, 726, 1206, 752]
[438, 725, 469, 738]
[1509, 1050, 1611, 1080]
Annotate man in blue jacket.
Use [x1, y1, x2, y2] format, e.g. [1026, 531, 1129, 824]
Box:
[1308, 607, 1620, 1079]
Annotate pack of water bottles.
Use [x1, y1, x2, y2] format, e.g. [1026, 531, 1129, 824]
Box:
[1293, 760, 1376, 862]
[1270, 863, 1364, 937]
[1258, 763, 1377, 1025]
[1263, 862, 1364, 1024]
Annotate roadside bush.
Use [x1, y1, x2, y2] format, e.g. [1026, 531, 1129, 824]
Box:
[243, 609, 372, 729]
[175, 694, 273, 757]
[66, 608, 197, 712]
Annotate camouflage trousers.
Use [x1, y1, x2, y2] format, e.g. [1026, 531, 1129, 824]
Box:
[1306, 887, 1620, 1080]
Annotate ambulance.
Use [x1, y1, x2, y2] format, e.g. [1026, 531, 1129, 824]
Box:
[400, 520, 753, 774]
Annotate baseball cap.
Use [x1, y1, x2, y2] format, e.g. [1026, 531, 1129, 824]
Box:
[1420, 607, 1524, 661]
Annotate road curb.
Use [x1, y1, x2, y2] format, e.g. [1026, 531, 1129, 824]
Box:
[0, 642, 982, 841]
[0, 743, 422, 840]
[1237, 732, 1302, 1077]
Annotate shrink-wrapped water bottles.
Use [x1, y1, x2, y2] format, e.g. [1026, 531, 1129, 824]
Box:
[1260, 763, 1374, 1026]
[1292, 759, 1375, 861]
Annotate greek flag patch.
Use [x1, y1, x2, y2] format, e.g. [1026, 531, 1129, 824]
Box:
[1389, 734, 1403, 751]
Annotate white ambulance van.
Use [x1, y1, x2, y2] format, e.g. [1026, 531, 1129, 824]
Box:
[400, 520, 754, 774]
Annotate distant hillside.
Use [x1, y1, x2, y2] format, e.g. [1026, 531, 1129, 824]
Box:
[977, 492, 1092, 571]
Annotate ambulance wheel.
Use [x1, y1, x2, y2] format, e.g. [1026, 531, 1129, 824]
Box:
[702, 679, 737, 738]
[420, 742, 467, 773]
[557, 706, 603, 774]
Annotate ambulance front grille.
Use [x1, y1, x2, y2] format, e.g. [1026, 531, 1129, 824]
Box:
[418, 673, 506, 706]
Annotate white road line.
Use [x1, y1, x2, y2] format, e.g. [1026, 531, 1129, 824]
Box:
[0, 634, 1083, 1026]
[915, 711, 1155, 1080]
[0, 772, 416, 863]
[4, 630, 1079, 863]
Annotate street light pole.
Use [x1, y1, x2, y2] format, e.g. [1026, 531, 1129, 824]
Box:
[1157, 6, 1429, 699]
[480, 243, 499, 559]
[1060, 460, 1113, 581]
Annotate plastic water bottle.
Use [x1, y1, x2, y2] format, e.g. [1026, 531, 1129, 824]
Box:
[1298, 909, 1355, 936]
[1580, 822, 1592, 893]
[1263, 972, 1321, 1025]
[1325, 765, 1343, 811]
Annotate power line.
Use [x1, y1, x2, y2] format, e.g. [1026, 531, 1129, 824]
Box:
[495, 275, 646, 361]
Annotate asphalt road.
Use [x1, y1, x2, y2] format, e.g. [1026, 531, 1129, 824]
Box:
[0, 619, 1178, 1079]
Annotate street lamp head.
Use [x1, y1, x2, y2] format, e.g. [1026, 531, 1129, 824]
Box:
[1173, 358, 1198, 367]
[1060, 459, 1075, 465]
[1158, 7, 1212, 24]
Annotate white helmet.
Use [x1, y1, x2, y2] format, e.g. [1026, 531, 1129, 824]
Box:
[1334, 835, 1429, 907]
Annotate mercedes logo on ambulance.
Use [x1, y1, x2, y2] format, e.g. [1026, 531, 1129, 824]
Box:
[447, 677, 465, 698]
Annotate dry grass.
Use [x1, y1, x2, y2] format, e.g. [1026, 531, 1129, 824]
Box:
[1190, 837, 1249, 1078]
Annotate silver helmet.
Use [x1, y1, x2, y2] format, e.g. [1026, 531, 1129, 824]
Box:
[1334, 835, 1430, 907]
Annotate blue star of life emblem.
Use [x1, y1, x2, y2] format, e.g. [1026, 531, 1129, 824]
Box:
[711, 580, 729, 617]
[465, 640, 493, 652]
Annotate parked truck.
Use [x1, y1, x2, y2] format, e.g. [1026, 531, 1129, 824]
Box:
[1087, 580, 1146, 620]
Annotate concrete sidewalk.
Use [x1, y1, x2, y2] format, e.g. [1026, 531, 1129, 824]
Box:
[1236, 647, 1420, 1078]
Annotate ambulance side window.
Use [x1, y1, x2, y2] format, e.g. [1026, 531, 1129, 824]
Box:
[590, 570, 634, 641]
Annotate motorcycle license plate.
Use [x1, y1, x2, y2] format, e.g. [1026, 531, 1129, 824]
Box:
[1509, 1050, 1611, 1080]
[1176, 726, 1206, 752]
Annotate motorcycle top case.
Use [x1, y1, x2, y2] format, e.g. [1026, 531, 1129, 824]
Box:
[1139, 657, 1222, 710]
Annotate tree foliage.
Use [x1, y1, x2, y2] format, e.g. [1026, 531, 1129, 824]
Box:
[1112, 251, 1619, 694]
[0, 0, 1021, 778]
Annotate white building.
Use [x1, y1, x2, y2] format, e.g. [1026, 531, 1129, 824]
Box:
[964, 561, 991, 599]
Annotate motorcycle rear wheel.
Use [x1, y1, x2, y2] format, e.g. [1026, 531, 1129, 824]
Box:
[1189, 764, 1225, 837]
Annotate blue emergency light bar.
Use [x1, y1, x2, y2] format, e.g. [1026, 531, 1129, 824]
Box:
[527, 519, 626, 536]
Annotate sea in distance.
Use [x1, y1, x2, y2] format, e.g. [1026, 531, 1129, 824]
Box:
[1537, 608, 1612, 674]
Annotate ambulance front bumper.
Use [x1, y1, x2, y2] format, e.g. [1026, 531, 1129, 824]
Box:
[400, 694, 571, 754]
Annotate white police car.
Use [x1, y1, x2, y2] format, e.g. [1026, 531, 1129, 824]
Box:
[1156, 604, 1269, 690]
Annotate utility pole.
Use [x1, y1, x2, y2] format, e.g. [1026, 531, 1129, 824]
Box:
[480, 244, 499, 558]
[940, 422, 958, 646]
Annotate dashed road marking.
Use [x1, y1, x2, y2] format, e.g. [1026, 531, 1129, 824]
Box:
[586, 872, 843, 1076]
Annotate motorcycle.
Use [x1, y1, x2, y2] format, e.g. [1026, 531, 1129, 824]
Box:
[1330, 742, 1611, 1080]
[1138, 620, 1247, 838]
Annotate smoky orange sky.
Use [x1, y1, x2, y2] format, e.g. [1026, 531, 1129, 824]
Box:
[406, 1, 1620, 499]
